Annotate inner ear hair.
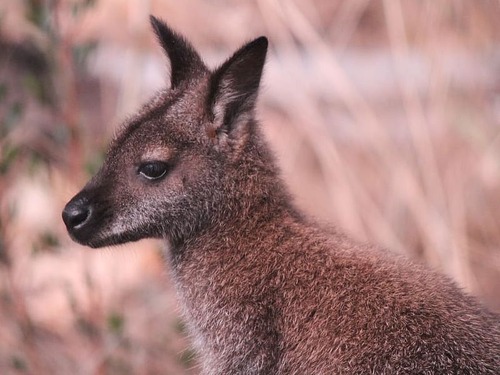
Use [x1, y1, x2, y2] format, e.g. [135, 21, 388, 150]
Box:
[206, 37, 268, 137]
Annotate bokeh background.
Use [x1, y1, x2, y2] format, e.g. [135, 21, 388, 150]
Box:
[1, 1, 499, 373]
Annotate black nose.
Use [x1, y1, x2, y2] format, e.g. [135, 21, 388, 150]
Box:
[62, 196, 91, 230]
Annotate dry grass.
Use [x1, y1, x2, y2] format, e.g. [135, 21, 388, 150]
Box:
[1, 0, 499, 373]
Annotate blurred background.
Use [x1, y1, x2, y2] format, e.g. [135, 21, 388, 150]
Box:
[1, 0, 499, 373]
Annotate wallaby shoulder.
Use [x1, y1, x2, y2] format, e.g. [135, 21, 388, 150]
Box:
[170, 209, 500, 374]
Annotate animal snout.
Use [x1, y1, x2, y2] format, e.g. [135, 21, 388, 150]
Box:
[62, 195, 92, 231]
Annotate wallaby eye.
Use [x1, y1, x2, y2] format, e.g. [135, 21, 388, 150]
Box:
[138, 161, 169, 181]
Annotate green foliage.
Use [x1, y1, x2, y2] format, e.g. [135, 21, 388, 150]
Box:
[10, 354, 28, 372]
[21, 73, 51, 105]
[179, 347, 197, 368]
[71, 0, 97, 18]
[85, 147, 106, 176]
[0, 219, 8, 266]
[26, 148, 49, 176]
[25, 0, 53, 35]
[31, 230, 61, 255]
[107, 311, 126, 336]
[0, 83, 7, 101]
[0, 144, 20, 175]
[1, 101, 24, 138]
[72, 41, 98, 69]
[173, 317, 187, 334]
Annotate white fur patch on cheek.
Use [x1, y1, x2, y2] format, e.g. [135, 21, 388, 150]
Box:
[100, 198, 160, 241]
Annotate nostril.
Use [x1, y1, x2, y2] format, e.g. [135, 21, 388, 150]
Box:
[62, 199, 92, 230]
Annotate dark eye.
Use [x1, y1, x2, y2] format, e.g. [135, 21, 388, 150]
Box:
[138, 161, 169, 181]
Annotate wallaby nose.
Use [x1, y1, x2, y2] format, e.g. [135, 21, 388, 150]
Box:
[62, 196, 91, 230]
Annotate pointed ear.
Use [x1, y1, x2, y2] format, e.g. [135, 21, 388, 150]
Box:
[150, 16, 207, 89]
[207, 36, 268, 137]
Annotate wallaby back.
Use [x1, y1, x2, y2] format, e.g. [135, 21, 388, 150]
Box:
[62, 16, 500, 374]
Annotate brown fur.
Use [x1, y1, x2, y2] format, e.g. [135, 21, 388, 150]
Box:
[63, 17, 500, 374]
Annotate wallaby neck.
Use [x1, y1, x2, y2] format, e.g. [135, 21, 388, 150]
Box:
[169, 183, 295, 261]
[168, 149, 297, 264]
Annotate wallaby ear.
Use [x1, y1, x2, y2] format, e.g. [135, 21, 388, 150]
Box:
[150, 16, 207, 89]
[207, 36, 268, 138]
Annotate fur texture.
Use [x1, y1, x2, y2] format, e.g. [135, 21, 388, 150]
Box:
[62, 16, 500, 374]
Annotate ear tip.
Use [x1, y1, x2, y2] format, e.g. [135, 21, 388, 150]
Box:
[149, 16, 176, 45]
[245, 36, 268, 62]
[149, 15, 159, 27]
[256, 36, 268, 44]
[254, 36, 269, 51]
[149, 15, 164, 35]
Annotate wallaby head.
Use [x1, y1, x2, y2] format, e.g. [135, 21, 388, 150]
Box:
[63, 16, 275, 248]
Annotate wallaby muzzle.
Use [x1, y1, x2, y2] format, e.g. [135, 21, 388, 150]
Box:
[62, 192, 94, 243]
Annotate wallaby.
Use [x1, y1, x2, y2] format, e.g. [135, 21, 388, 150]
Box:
[62, 16, 500, 374]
